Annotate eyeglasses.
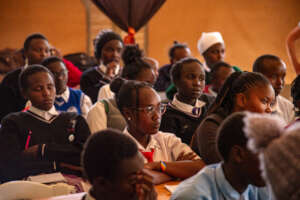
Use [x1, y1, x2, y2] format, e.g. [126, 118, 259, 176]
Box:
[132, 104, 166, 115]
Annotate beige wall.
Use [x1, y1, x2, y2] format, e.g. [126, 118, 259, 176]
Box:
[1, 0, 300, 83]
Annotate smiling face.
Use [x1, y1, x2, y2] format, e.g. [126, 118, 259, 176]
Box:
[203, 43, 225, 68]
[101, 39, 123, 65]
[242, 84, 275, 114]
[23, 71, 56, 111]
[127, 87, 162, 136]
[175, 61, 205, 105]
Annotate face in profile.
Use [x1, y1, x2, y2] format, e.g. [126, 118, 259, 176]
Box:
[127, 87, 163, 136]
[46, 61, 68, 95]
[175, 61, 205, 105]
[242, 84, 275, 114]
[101, 39, 123, 66]
[24, 71, 56, 111]
[25, 39, 51, 65]
[203, 43, 225, 68]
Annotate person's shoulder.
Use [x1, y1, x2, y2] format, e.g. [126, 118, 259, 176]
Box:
[159, 64, 172, 73]
[199, 93, 215, 105]
[81, 66, 97, 77]
[1, 111, 28, 124]
[278, 95, 293, 105]
[1, 67, 22, 85]
[171, 165, 217, 200]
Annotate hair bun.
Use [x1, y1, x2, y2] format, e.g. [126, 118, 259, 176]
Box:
[243, 112, 286, 153]
[110, 77, 127, 94]
[122, 44, 143, 65]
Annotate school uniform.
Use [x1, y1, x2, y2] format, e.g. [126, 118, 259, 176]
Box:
[272, 95, 294, 124]
[0, 106, 91, 182]
[55, 87, 92, 118]
[80, 66, 110, 103]
[123, 128, 200, 163]
[160, 94, 215, 145]
[171, 163, 271, 200]
[87, 98, 126, 134]
[97, 83, 114, 101]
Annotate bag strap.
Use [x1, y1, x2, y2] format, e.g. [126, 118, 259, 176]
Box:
[101, 99, 109, 114]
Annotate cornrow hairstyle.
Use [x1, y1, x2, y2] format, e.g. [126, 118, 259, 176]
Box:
[170, 57, 203, 84]
[19, 64, 54, 92]
[24, 33, 48, 51]
[168, 41, 188, 59]
[291, 75, 300, 115]
[252, 54, 281, 73]
[120, 45, 152, 80]
[81, 129, 138, 182]
[217, 112, 247, 162]
[211, 61, 232, 80]
[208, 71, 271, 117]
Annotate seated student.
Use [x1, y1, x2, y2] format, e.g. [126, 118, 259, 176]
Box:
[87, 45, 156, 134]
[160, 57, 214, 145]
[81, 129, 157, 200]
[290, 75, 300, 124]
[41, 56, 92, 118]
[203, 61, 234, 97]
[171, 112, 271, 200]
[80, 30, 124, 103]
[286, 21, 300, 74]
[192, 71, 275, 163]
[0, 33, 51, 121]
[97, 44, 156, 101]
[114, 79, 206, 184]
[0, 65, 91, 182]
[154, 41, 191, 92]
[245, 113, 300, 200]
[253, 54, 294, 123]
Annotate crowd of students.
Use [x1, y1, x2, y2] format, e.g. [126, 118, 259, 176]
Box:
[0, 22, 300, 200]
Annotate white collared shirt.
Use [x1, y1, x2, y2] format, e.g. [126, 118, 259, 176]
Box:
[123, 128, 200, 163]
[28, 105, 59, 121]
[171, 95, 206, 117]
[272, 95, 294, 124]
[97, 84, 114, 101]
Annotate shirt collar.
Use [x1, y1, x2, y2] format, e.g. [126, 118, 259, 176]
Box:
[123, 128, 160, 152]
[171, 94, 206, 117]
[56, 87, 69, 102]
[216, 163, 251, 199]
[28, 105, 59, 121]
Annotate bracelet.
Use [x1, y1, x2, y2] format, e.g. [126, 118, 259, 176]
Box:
[160, 161, 167, 172]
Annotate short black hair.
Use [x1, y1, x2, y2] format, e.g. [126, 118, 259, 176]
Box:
[19, 64, 53, 92]
[252, 54, 281, 73]
[171, 57, 203, 84]
[217, 112, 247, 162]
[82, 129, 138, 182]
[110, 78, 152, 114]
[23, 33, 48, 51]
[41, 56, 64, 67]
[208, 71, 271, 116]
[211, 61, 232, 80]
[168, 41, 188, 59]
[94, 30, 123, 59]
[120, 45, 152, 80]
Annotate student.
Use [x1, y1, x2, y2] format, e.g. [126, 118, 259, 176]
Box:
[81, 129, 157, 200]
[245, 113, 300, 200]
[114, 79, 206, 184]
[160, 57, 214, 145]
[291, 75, 300, 121]
[203, 61, 234, 97]
[192, 71, 275, 163]
[253, 54, 294, 123]
[97, 44, 156, 101]
[154, 41, 191, 92]
[0, 65, 91, 182]
[286, 21, 300, 74]
[41, 56, 92, 118]
[80, 30, 124, 103]
[87, 45, 156, 134]
[0, 33, 51, 121]
[171, 112, 271, 200]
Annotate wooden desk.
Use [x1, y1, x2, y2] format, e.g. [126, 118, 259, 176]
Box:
[37, 181, 180, 200]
